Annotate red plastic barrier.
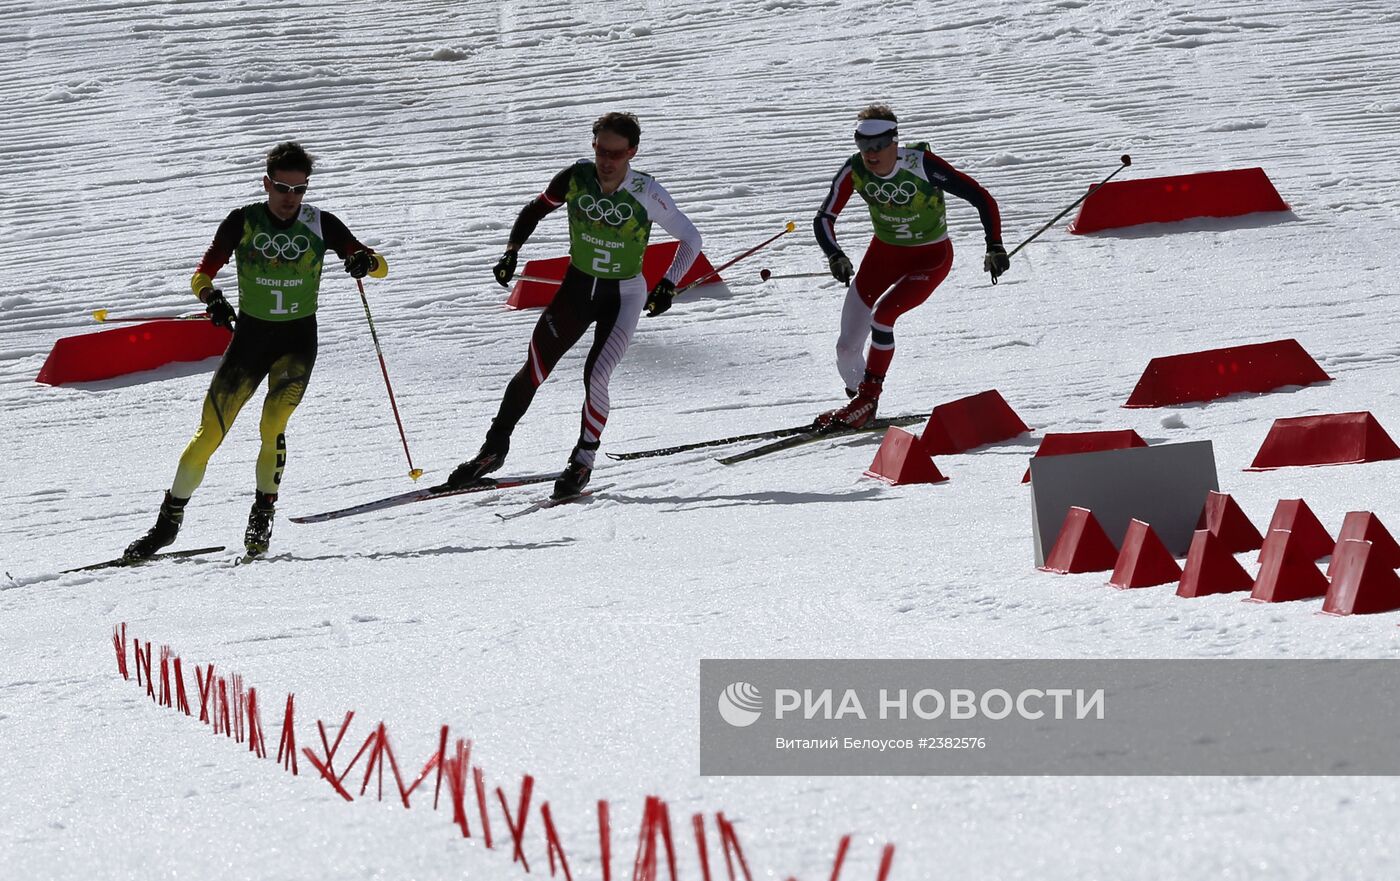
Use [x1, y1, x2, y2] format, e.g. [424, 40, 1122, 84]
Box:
[1124, 339, 1329, 408]
[1248, 526, 1321, 602]
[1069, 167, 1289, 235]
[864, 428, 948, 486]
[1195, 491, 1264, 553]
[1021, 429, 1147, 483]
[1327, 512, 1400, 577]
[1322, 540, 1400, 616]
[1247, 411, 1400, 470]
[1040, 507, 1118, 574]
[1261, 499, 1333, 562]
[920, 389, 1029, 456]
[506, 241, 719, 309]
[36, 319, 231, 386]
[1176, 529, 1254, 598]
[1249, 529, 1329, 603]
[1109, 520, 1182, 589]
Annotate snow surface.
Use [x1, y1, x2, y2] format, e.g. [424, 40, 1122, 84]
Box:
[5, 1, 1400, 878]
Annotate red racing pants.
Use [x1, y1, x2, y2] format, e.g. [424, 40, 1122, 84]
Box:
[835, 236, 953, 390]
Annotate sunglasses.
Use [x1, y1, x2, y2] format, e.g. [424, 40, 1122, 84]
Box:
[269, 180, 309, 194]
[854, 133, 897, 153]
[593, 144, 631, 161]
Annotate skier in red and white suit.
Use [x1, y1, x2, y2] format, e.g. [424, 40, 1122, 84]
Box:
[813, 104, 1007, 428]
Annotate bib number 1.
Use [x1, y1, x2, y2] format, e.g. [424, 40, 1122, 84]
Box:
[268, 289, 299, 315]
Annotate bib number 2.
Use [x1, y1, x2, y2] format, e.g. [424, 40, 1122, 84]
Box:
[591, 247, 621, 276]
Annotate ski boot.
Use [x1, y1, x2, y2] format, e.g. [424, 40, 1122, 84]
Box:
[244, 491, 277, 557]
[814, 374, 882, 430]
[445, 434, 509, 489]
[123, 492, 188, 561]
[552, 457, 593, 500]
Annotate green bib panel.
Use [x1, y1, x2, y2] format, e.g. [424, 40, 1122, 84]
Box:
[566, 164, 652, 279]
[851, 143, 948, 246]
[235, 203, 327, 321]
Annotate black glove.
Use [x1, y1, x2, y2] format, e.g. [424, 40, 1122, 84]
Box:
[344, 250, 379, 279]
[828, 251, 854, 285]
[203, 289, 236, 331]
[493, 250, 518, 288]
[645, 278, 676, 317]
[984, 243, 1010, 284]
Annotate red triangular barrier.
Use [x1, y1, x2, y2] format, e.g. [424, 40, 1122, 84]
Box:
[1109, 519, 1183, 589]
[1176, 530, 1254, 598]
[1260, 499, 1333, 562]
[1247, 411, 1400, 470]
[1249, 529, 1329, 603]
[1195, 491, 1264, 553]
[36, 320, 231, 386]
[1069, 167, 1289, 235]
[1322, 540, 1400, 616]
[1040, 507, 1118, 574]
[1327, 512, 1400, 577]
[506, 241, 719, 308]
[920, 390, 1030, 456]
[1021, 430, 1148, 483]
[1123, 339, 1329, 408]
[864, 428, 948, 486]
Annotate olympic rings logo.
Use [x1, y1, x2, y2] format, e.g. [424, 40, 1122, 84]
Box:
[252, 232, 311, 260]
[577, 194, 634, 226]
[863, 181, 919, 205]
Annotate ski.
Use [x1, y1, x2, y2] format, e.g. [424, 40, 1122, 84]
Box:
[496, 484, 616, 522]
[233, 551, 284, 566]
[717, 422, 898, 465]
[291, 474, 557, 524]
[63, 546, 226, 574]
[607, 413, 926, 461]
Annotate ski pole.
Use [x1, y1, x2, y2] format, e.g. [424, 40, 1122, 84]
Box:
[355, 278, 423, 481]
[92, 308, 209, 323]
[757, 269, 831, 281]
[1007, 154, 1132, 259]
[678, 221, 797, 294]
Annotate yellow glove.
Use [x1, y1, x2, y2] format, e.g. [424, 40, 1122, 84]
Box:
[191, 272, 217, 300]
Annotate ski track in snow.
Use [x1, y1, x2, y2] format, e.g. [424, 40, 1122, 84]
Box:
[4, 1, 1400, 878]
